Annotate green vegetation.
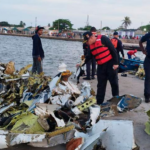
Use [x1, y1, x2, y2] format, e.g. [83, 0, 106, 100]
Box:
[0, 21, 26, 27]
[49, 19, 73, 30]
[102, 26, 110, 30]
[122, 16, 131, 29]
[139, 24, 150, 32]
[19, 21, 26, 27]
[78, 25, 92, 31]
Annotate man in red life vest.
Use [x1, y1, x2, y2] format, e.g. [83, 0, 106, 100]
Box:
[111, 31, 124, 59]
[127, 50, 137, 59]
[83, 31, 119, 105]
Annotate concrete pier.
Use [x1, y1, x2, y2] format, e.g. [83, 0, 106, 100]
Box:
[79, 74, 150, 150]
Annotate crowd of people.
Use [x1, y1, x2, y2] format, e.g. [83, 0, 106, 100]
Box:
[50, 32, 83, 39]
[32, 25, 150, 104]
[119, 35, 141, 40]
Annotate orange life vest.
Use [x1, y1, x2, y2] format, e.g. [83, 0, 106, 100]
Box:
[111, 38, 118, 48]
[90, 35, 112, 65]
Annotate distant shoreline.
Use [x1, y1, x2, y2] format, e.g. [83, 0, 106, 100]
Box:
[0, 33, 142, 51]
[0, 33, 83, 42]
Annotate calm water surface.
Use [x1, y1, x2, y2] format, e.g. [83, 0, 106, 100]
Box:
[0, 35, 145, 76]
[0, 35, 83, 76]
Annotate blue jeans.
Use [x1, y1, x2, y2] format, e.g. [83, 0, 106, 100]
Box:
[144, 56, 150, 99]
[32, 57, 43, 74]
[127, 54, 132, 59]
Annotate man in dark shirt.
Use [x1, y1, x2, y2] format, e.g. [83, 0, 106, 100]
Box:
[83, 27, 96, 80]
[83, 31, 119, 105]
[139, 32, 150, 103]
[32, 26, 45, 74]
[111, 31, 124, 59]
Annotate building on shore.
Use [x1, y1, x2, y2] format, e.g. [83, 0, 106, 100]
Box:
[117, 29, 147, 39]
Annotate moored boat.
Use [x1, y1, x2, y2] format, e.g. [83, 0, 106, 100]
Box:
[119, 57, 144, 72]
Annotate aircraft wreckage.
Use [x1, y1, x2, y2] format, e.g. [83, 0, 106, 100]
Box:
[0, 61, 142, 150]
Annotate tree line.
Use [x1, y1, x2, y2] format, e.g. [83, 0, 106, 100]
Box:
[1, 17, 150, 32]
[0, 21, 26, 27]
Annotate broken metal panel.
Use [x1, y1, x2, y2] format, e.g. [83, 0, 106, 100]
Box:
[51, 112, 65, 127]
[77, 97, 96, 112]
[62, 81, 81, 95]
[47, 129, 75, 147]
[28, 138, 49, 148]
[27, 92, 49, 112]
[29, 130, 75, 148]
[96, 120, 134, 150]
[80, 81, 91, 98]
[11, 112, 45, 134]
[9, 133, 46, 146]
[0, 135, 8, 149]
[21, 72, 30, 79]
[75, 120, 135, 150]
[75, 130, 104, 150]
[89, 105, 100, 125]
[0, 102, 16, 114]
[71, 106, 82, 115]
[74, 95, 84, 106]
[50, 94, 71, 106]
[0, 130, 9, 134]
[35, 103, 61, 117]
[117, 95, 142, 112]
[49, 74, 61, 90]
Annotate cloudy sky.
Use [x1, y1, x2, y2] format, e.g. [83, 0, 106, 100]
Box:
[0, 0, 149, 29]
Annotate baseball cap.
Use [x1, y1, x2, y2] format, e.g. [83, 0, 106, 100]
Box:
[113, 31, 118, 35]
[83, 32, 92, 43]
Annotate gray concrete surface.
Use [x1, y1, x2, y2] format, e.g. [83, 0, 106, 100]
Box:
[79, 74, 150, 150]
[2, 74, 150, 150]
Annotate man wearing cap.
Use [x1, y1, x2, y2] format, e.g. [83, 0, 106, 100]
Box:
[32, 26, 45, 74]
[83, 31, 119, 105]
[83, 27, 96, 80]
[139, 32, 150, 103]
[111, 31, 124, 59]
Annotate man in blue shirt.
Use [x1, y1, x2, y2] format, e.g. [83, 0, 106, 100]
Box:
[32, 26, 45, 74]
[139, 32, 150, 103]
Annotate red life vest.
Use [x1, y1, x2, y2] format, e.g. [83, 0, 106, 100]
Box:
[111, 38, 118, 48]
[90, 35, 112, 65]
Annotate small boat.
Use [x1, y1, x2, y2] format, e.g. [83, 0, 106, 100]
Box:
[119, 57, 144, 73]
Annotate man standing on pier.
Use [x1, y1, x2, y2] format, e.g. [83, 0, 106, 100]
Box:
[83, 27, 96, 80]
[111, 31, 124, 59]
[83, 31, 119, 105]
[139, 32, 150, 103]
[32, 26, 45, 74]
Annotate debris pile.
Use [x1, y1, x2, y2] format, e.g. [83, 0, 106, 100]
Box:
[0, 62, 101, 149]
[0, 62, 142, 150]
[128, 64, 145, 80]
[135, 64, 145, 80]
[100, 94, 142, 118]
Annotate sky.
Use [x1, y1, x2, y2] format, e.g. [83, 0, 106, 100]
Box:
[0, 0, 150, 29]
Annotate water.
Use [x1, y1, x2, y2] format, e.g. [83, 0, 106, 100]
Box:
[0, 35, 145, 76]
[0, 35, 83, 76]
